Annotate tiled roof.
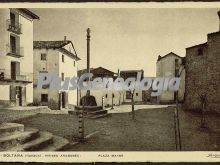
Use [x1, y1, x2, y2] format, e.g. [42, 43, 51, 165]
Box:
[59, 48, 80, 61]
[33, 40, 71, 49]
[78, 67, 115, 77]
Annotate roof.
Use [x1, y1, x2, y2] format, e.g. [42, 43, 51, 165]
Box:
[34, 40, 80, 61]
[19, 9, 40, 19]
[157, 52, 182, 62]
[33, 40, 71, 49]
[78, 67, 115, 77]
[92, 67, 115, 75]
[120, 70, 144, 79]
[186, 42, 207, 50]
[120, 70, 144, 73]
[59, 48, 80, 61]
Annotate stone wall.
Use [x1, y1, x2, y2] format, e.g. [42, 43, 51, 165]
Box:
[206, 33, 220, 113]
[184, 32, 220, 113]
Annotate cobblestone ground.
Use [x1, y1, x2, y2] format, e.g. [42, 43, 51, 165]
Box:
[1, 105, 219, 151]
[71, 107, 176, 151]
[0, 110, 37, 123]
[179, 109, 220, 151]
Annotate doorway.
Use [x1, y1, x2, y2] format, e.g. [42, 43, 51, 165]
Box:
[61, 92, 65, 108]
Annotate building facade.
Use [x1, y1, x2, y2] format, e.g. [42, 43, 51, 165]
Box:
[78, 67, 123, 107]
[184, 12, 220, 113]
[33, 38, 80, 110]
[119, 70, 144, 103]
[0, 8, 39, 107]
[156, 52, 185, 104]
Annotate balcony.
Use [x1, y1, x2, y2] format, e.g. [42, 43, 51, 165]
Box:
[0, 69, 33, 83]
[7, 19, 22, 34]
[6, 44, 24, 58]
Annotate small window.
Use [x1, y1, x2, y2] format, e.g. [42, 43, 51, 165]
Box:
[112, 94, 115, 98]
[105, 94, 108, 98]
[62, 55, 65, 62]
[44, 76, 47, 80]
[41, 94, 48, 102]
[61, 73, 64, 81]
[136, 93, 138, 96]
[41, 53, 47, 60]
[175, 59, 179, 64]
[198, 48, 203, 56]
[74, 61, 75, 67]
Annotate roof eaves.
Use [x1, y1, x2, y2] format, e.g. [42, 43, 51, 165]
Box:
[19, 9, 40, 20]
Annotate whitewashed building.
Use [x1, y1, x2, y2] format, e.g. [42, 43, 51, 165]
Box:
[120, 70, 144, 103]
[33, 38, 80, 110]
[156, 52, 185, 103]
[78, 67, 122, 107]
[0, 8, 39, 107]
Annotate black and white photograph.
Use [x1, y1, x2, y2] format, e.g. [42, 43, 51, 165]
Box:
[0, 3, 219, 163]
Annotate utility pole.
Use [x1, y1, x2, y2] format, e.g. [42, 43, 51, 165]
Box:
[86, 28, 91, 97]
[174, 59, 182, 151]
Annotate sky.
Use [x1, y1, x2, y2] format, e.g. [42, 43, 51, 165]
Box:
[31, 8, 220, 77]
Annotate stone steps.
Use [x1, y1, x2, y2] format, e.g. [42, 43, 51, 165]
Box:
[75, 106, 103, 111]
[0, 123, 70, 151]
[0, 123, 24, 135]
[0, 128, 39, 151]
[87, 109, 108, 115]
[75, 105, 110, 119]
[87, 113, 111, 119]
[41, 135, 69, 151]
[10, 131, 53, 151]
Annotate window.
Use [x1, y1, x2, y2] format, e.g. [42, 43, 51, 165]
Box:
[41, 53, 47, 60]
[175, 59, 179, 65]
[126, 91, 132, 99]
[62, 55, 65, 62]
[41, 94, 48, 102]
[105, 94, 108, 98]
[136, 93, 138, 96]
[74, 61, 75, 67]
[61, 73, 64, 81]
[10, 12, 16, 26]
[10, 35, 16, 54]
[112, 94, 115, 98]
[198, 48, 203, 56]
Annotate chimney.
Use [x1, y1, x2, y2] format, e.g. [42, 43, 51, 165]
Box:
[64, 36, 67, 41]
[157, 55, 162, 61]
[218, 11, 220, 31]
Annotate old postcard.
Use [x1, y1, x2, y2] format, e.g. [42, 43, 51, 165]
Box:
[0, 2, 219, 163]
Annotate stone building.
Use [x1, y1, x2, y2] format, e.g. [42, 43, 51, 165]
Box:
[156, 52, 185, 104]
[33, 38, 80, 110]
[0, 9, 39, 107]
[184, 11, 220, 113]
